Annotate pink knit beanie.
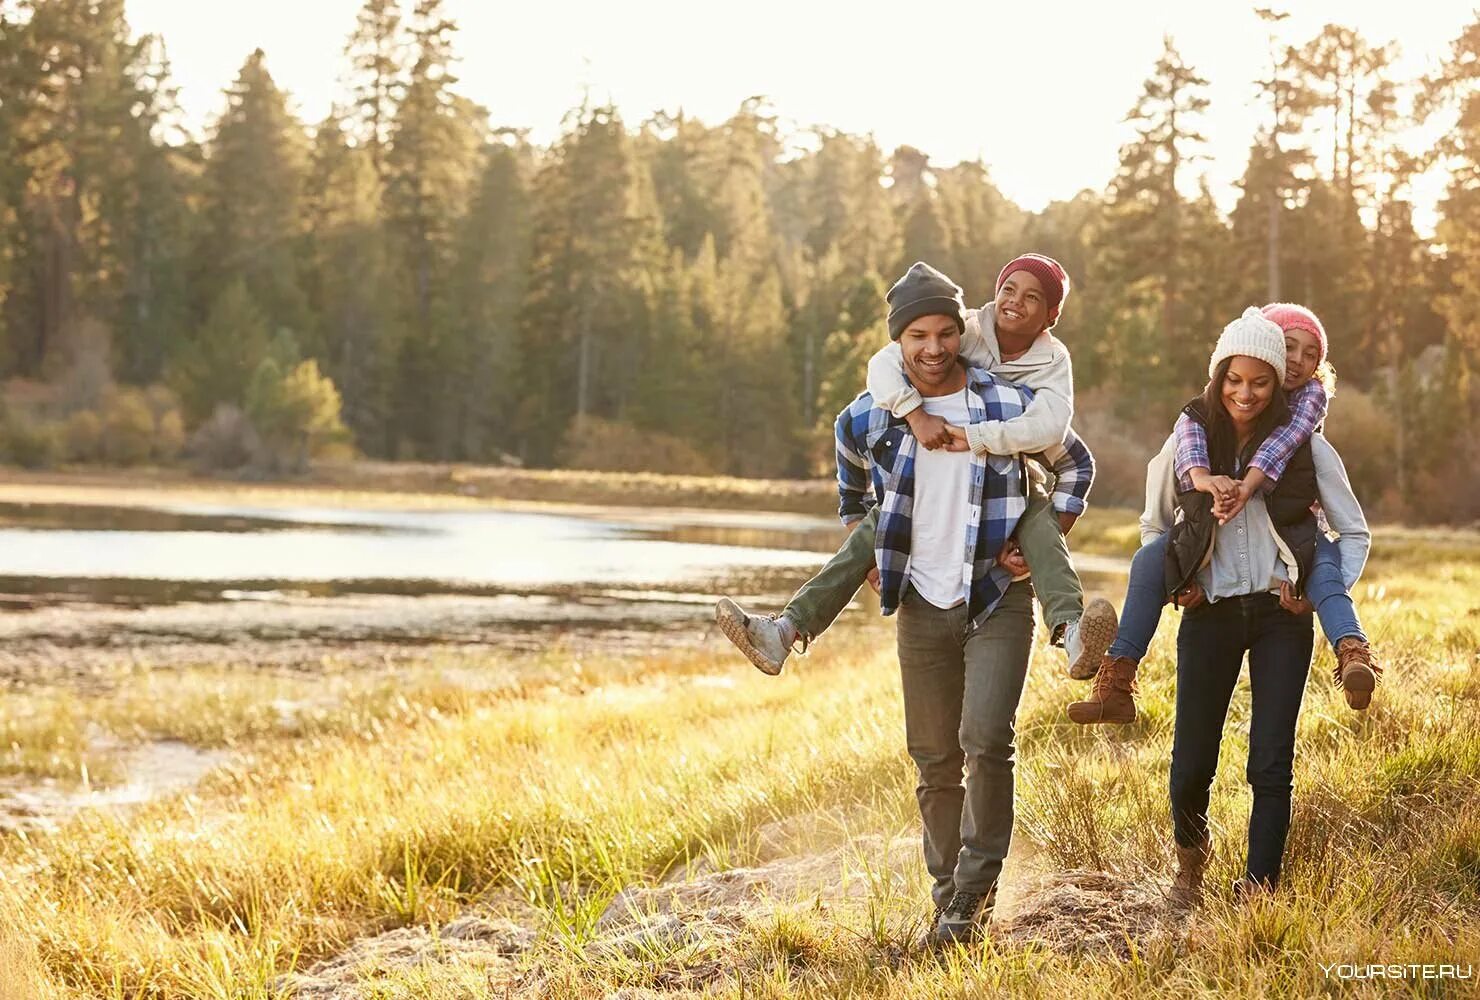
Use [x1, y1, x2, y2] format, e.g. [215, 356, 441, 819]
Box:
[1260, 302, 1327, 364]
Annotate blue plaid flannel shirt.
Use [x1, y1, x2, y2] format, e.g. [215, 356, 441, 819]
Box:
[834, 367, 1095, 633]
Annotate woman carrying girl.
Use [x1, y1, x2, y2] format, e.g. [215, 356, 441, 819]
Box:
[1114, 308, 1371, 899]
[1068, 302, 1379, 725]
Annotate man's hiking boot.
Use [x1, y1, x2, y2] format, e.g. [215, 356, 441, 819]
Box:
[1168, 834, 1212, 907]
[1062, 598, 1119, 680]
[1066, 654, 1139, 725]
[715, 598, 801, 675]
[932, 886, 996, 948]
[1334, 636, 1379, 710]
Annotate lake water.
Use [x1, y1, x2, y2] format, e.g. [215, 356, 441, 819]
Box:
[0, 500, 844, 601]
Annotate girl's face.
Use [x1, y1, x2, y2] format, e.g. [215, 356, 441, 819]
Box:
[1283, 327, 1321, 390]
[1222, 356, 1279, 430]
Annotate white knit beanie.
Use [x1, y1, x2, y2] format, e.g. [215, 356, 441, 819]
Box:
[1208, 306, 1287, 385]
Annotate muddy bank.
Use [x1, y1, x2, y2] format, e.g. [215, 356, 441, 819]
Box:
[0, 739, 229, 832]
[277, 815, 1190, 998]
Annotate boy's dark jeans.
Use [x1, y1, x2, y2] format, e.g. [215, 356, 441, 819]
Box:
[1170, 592, 1313, 887]
[783, 486, 1081, 640]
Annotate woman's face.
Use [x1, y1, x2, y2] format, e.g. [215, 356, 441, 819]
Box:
[1283, 327, 1321, 390]
[1221, 355, 1279, 430]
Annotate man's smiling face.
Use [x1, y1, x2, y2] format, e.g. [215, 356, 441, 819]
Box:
[900, 313, 965, 395]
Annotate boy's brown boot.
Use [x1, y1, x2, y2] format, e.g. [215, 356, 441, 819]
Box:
[1334, 637, 1379, 710]
[1168, 834, 1212, 906]
[1066, 655, 1139, 725]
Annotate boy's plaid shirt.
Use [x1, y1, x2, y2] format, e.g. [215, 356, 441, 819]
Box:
[834, 367, 1095, 633]
[1172, 379, 1329, 491]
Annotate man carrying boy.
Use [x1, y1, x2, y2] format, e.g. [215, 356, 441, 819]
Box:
[829, 263, 1091, 945]
[717, 253, 1113, 680]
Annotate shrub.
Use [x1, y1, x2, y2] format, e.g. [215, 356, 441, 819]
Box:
[62, 410, 103, 463]
[186, 404, 262, 472]
[557, 415, 717, 476]
[99, 387, 155, 466]
[1323, 387, 1396, 517]
[245, 358, 353, 472]
[154, 409, 186, 463]
[1, 417, 62, 469]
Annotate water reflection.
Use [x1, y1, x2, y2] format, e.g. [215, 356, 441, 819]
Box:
[0, 501, 841, 605]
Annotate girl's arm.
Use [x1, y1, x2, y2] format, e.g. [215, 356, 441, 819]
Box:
[1250, 380, 1329, 488]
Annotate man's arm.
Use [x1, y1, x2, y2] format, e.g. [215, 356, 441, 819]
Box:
[835, 405, 874, 526]
[963, 348, 1073, 456]
[1034, 427, 1094, 529]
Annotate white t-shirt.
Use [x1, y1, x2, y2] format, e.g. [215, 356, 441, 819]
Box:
[908, 388, 973, 609]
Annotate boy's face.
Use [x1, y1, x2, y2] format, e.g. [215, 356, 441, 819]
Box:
[1283, 327, 1320, 390]
[994, 269, 1050, 340]
[900, 314, 964, 394]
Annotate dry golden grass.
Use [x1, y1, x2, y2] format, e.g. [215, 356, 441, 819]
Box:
[0, 516, 1473, 997]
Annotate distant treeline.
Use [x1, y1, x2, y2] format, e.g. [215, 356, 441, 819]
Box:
[0, 2, 1477, 517]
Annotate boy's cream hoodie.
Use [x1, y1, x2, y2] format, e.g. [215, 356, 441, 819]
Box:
[866, 305, 1074, 456]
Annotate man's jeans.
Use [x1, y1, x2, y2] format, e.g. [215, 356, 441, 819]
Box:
[784, 487, 1081, 641]
[1170, 592, 1313, 887]
[895, 581, 1035, 908]
[1109, 533, 1362, 662]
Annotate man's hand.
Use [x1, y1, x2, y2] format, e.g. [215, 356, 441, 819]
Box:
[1172, 580, 1206, 609]
[866, 565, 881, 594]
[1057, 511, 1078, 535]
[997, 539, 1029, 578]
[1278, 580, 1313, 615]
[942, 423, 971, 452]
[905, 409, 951, 450]
[1213, 478, 1256, 524]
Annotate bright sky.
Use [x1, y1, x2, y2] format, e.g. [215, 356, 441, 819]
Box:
[126, 0, 1472, 235]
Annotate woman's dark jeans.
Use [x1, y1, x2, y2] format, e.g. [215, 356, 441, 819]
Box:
[1170, 592, 1314, 888]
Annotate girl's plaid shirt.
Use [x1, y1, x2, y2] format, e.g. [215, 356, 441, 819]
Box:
[834, 367, 1094, 634]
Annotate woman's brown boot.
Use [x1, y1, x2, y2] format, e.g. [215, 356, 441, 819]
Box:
[1334, 637, 1379, 710]
[1169, 834, 1212, 906]
[1066, 654, 1139, 725]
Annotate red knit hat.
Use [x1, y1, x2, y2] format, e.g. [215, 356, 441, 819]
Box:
[1260, 302, 1327, 364]
[996, 253, 1071, 327]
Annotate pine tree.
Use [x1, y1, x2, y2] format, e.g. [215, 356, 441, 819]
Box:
[342, 0, 405, 181]
[0, 0, 186, 376]
[200, 49, 312, 344]
[1100, 37, 1213, 405]
[303, 111, 397, 454]
[517, 102, 664, 463]
[383, 0, 484, 457]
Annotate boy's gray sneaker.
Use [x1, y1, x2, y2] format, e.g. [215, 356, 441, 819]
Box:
[715, 598, 791, 676]
[1063, 597, 1118, 680]
[931, 886, 996, 948]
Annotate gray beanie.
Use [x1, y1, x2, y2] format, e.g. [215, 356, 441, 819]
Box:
[886, 262, 966, 341]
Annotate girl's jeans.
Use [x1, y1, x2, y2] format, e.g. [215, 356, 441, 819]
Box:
[1108, 533, 1364, 662]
